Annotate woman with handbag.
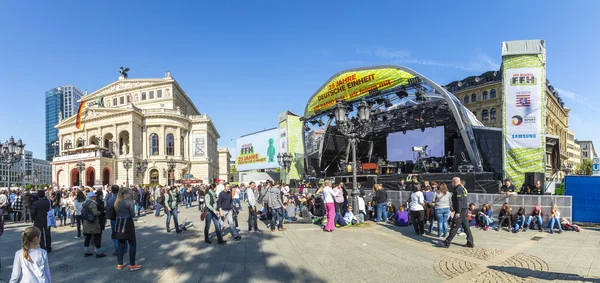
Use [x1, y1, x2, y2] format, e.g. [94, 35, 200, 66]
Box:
[113, 187, 141, 271]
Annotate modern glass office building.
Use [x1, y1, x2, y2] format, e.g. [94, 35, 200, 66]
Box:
[45, 85, 84, 161]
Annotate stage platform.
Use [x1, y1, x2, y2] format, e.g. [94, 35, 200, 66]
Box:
[333, 172, 502, 194]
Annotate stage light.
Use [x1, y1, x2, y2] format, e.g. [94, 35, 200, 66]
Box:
[375, 98, 385, 105]
[384, 99, 393, 108]
[309, 120, 318, 126]
[416, 90, 425, 101]
[317, 119, 324, 127]
[396, 90, 409, 99]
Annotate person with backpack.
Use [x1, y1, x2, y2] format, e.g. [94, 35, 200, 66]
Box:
[30, 190, 53, 253]
[113, 187, 141, 271]
[81, 192, 106, 258]
[204, 184, 226, 244]
[165, 186, 181, 233]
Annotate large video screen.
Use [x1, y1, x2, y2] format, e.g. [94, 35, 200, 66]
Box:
[386, 127, 445, 161]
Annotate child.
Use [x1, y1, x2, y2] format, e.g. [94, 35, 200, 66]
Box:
[10, 227, 51, 282]
[496, 203, 512, 232]
[357, 194, 366, 223]
[513, 208, 526, 233]
[395, 206, 409, 226]
[525, 206, 543, 232]
[467, 203, 478, 226]
[548, 204, 562, 234]
[477, 203, 493, 231]
[343, 206, 355, 226]
[560, 218, 582, 232]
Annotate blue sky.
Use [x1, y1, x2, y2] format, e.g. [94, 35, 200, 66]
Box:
[1, 1, 599, 159]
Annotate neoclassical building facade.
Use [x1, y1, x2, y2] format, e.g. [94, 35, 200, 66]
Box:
[52, 72, 221, 187]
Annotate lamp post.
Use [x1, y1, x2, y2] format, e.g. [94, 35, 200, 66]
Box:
[332, 99, 372, 217]
[0, 137, 25, 189]
[52, 140, 60, 157]
[136, 159, 148, 182]
[65, 139, 72, 155]
[34, 168, 40, 189]
[277, 152, 293, 182]
[76, 160, 86, 187]
[123, 158, 132, 187]
[167, 159, 176, 186]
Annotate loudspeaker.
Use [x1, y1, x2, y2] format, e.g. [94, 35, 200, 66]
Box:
[405, 160, 414, 173]
[524, 172, 545, 192]
[366, 176, 376, 189]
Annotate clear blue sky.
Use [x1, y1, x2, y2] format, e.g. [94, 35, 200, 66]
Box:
[1, 1, 599, 159]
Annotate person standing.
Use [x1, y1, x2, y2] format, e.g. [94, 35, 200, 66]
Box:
[9, 226, 51, 282]
[31, 190, 52, 253]
[113, 187, 141, 271]
[433, 183, 452, 238]
[184, 186, 193, 209]
[266, 181, 287, 232]
[73, 191, 85, 239]
[218, 184, 242, 240]
[440, 177, 474, 248]
[318, 181, 336, 232]
[246, 182, 261, 233]
[197, 185, 206, 211]
[409, 184, 426, 235]
[82, 192, 106, 258]
[22, 190, 32, 223]
[154, 186, 163, 217]
[204, 184, 226, 244]
[215, 180, 225, 197]
[12, 191, 23, 223]
[374, 184, 388, 222]
[107, 185, 128, 256]
[165, 186, 181, 233]
[232, 185, 241, 210]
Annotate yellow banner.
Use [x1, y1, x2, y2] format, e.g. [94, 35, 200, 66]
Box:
[304, 68, 414, 117]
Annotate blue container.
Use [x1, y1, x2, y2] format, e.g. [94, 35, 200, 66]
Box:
[565, 175, 600, 223]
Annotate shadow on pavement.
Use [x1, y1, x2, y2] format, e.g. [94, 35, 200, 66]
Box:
[487, 266, 600, 282]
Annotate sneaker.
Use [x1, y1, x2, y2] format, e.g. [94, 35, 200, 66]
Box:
[218, 240, 227, 245]
[458, 232, 466, 236]
[129, 264, 142, 271]
[255, 229, 263, 233]
[96, 253, 106, 258]
[466, 243, 474, 248]
[523, 228, 527, 232]
[117, 265, 125, 270]
[234, 235, 242, 241]
[484, 227, 490, 231]
[74, 236, 81, 239]
[550, 230, 554, 234]
[437, 241, 450, 248]
[84, 253, 94, 257]
[278, 228, 287, 231]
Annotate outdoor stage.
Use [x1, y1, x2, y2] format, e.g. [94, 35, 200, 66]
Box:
[333, 172, 502, 193]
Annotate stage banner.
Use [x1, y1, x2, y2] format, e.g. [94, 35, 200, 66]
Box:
[235, 128, 279, 171]
[502, 40, 546, 188]
[286, 114, 305, 181]
[304, 67, 415, 117]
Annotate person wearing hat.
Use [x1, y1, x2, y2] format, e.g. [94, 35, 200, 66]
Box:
[82, 191, 106, 258]
[500, 179, 517, 196]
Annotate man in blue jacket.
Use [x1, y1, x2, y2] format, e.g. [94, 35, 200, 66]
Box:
[440, 177, 474, 248]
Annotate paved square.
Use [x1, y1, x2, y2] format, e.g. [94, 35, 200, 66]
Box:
[1, 203, 599, 283]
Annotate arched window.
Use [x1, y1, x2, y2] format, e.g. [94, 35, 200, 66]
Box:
[180, 136, 185, 157]
[482, 91, 488, 100]
[150, 134, 159, 156]
[490, 108, 497, 119]
[149, 169, 159, 184]
[490, 89, 497, 98]
[464, 95, 469, 104]
[482, 109, 489, 120]
[471, 93, 477, 103]
[166, 134, 174, 156]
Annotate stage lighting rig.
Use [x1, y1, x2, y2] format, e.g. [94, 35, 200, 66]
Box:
[317, 119, 325, 127]
[396, 90, 409, 99]
[384, 99, 393, 108]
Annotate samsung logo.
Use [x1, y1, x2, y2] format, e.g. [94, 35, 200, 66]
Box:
[512, 134, 536, 139]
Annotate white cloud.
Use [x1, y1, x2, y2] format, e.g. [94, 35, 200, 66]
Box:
[555, 88, 599, 110]
[354, 47, 500, 72]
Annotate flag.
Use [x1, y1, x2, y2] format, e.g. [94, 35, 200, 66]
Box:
[76, 101, 86, 129]
[516, 94, 530, 107]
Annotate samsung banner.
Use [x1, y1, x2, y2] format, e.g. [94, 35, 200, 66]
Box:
[502, 40, 547, 187]
[235, 128, 279, 171]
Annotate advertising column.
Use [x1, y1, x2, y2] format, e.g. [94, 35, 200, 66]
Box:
[502, 40, 546, 187]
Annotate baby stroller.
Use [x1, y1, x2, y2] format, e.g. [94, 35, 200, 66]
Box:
[312, 196, 324, 224]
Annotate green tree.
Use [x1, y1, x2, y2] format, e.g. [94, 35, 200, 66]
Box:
[577, 159, 593, 175]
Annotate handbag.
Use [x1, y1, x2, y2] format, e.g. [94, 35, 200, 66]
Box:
[46, 200, 57, 228]
[200, 209, 206, 221]
[106, 204, 116, 221]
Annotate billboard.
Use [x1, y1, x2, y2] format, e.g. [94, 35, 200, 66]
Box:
[236, 128, 279, 171]
[304, 67, 415, 117]
[502, 40, 546, 187]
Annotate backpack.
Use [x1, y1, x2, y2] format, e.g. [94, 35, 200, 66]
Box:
[81, 202, 95, 222]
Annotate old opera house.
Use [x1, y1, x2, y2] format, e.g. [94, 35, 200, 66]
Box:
[52, 71, 224, 187]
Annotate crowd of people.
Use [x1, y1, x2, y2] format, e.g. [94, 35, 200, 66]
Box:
[0, 176, 582, 282]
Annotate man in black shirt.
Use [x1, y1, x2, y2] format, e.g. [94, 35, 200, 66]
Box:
[500, 179, 517, 195]
[531, 180, 543, 195]
[31, 190, 53, 252]
[440, 177, 474, 248]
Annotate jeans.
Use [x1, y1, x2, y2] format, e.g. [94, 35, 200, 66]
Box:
[526, 215, 543, 229]
[155, 202, 162, 217]
[435, 208, 450, 237]
[110, 219, 128, 254]
[185, 196, 193, 208]
[248, 205, 259, 231]
[358, 211, 365, 223]
[513, 215, 525, 231]
[134, 201, 141, 217]
[60, 207, 67, 226]
[166, 208, 180, 231]
[233, 198, 241, 210]
[376, 203, 388, 222]
[334, 212, 347, 226]
[478, 215, 493, 227]
[204, 211, 224, 242]
[270, 207, 284, 230]
[548, 217, 562, 231]
[118, 237, 137, 266]
[222, 209, 239, 237]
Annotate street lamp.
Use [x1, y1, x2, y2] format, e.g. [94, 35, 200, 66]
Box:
[123, 158, 132, 187]
[34, 168, 40, 189]
[0, 136, 25, 189]
[76, 160, 86, 187]
[332, 98, 372, 217]
[167, 158, 176, 186]
[277, 152, 293, 182]
[52, 140, 60, 157]
[65, 139, 72, 155]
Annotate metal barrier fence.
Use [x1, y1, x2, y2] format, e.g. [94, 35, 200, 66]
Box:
[302, 188, 572, 221]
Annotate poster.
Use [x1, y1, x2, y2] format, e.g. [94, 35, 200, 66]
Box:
[235, 128, 279, 171]
[502, 40, 546, 187]
[304, 67, 415, 117]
